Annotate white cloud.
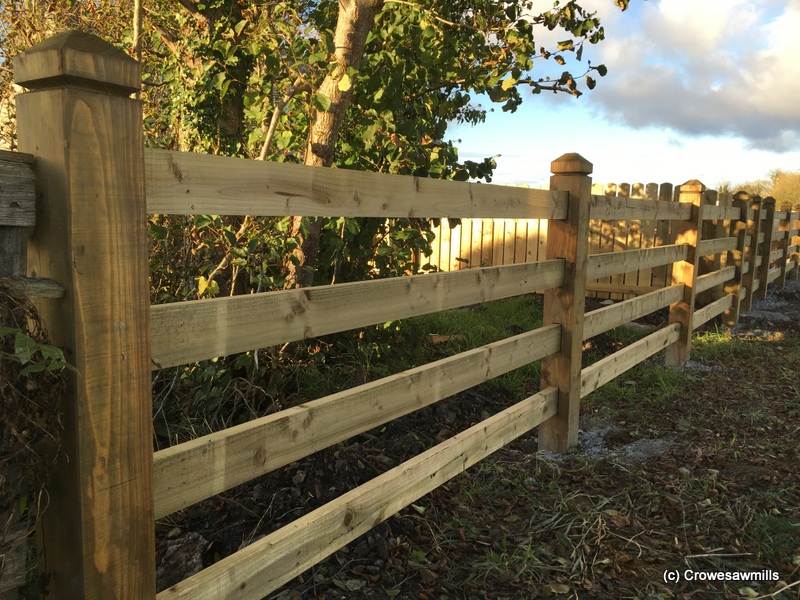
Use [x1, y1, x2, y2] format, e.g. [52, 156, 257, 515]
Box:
[590, 0, 800, 151]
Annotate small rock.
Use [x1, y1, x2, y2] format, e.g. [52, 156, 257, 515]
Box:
[678, 467, 691, 477]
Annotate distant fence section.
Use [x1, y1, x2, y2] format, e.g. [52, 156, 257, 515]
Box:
[3, 30, 800, 600]
[424, 182, 700, 300]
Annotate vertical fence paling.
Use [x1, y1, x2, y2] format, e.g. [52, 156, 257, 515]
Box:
[13, 32, 155, 598]
[724, 196, 748, 326]
[538, 154, 592, 452]
[757, 197, 776, 300]
[742, 195, 762, 312]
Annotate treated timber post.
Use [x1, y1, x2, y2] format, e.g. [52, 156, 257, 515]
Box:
[742, 196, 762, 312]
[538, 153, 591, 453]
[13, 31, 154, 599]
[665, 180, 704, 367]
[778, 210, 791, 287]
[723, 196, 748, 328]
[699, 189, 723, 304]
[756, 197, 776, 300]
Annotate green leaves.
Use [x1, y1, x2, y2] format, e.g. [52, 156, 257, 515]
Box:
[313, 92, 332, 112]
[0, 327, 67, 377]
[501, 77, 517, 91]
[338, 73, 352, 92]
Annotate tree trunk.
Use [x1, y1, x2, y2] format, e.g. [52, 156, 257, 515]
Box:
[285, 0, 383, 288]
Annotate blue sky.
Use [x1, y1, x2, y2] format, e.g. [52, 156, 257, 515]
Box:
[448, 0, 800, 189]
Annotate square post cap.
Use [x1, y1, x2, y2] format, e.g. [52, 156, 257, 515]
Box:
[13, 30, 139, 95]
[679, 180, 706, 194]
[551, 153, 593, 175]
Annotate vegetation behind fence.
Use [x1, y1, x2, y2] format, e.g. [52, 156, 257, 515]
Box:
[2, 31, 800, 600]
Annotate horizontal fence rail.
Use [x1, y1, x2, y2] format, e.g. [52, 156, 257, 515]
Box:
[145, 148, 568, 219]
[587, 244, 689, 280]
[156, 388, 558, 600]
[153, 324, 561, 518]
[150, 259, 565, 368]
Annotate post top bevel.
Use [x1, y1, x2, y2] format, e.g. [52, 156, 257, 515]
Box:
[551, 153, 593, 175]
[13, 30, 139, 94]
[679, 179, 706, 193]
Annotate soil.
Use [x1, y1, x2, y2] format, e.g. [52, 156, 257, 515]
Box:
[156, 278, 800, 599]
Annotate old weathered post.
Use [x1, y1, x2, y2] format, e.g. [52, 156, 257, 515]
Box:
[0, 151, 36, 599]
[13, 31, 154, 598]
[742, 195, 762, 312]
[756, 197, 776, 300]
[538, 153, 591, 453]
[665, 180, 704, 367]
[723, 195, 748, 328]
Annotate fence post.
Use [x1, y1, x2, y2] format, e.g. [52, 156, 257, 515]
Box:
[778, 210, 791, 288]
[742, 196, 762, 312]
[665, 180, 704, 367]
[723, 196, 748, 327]
[538, 153, 591, 453]
[13, 31, 154, 598]
[699, 189, 723, 304]
[756, 197, 776, 300]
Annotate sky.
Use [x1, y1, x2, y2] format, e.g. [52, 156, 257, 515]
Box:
[447, 0, 800, 189]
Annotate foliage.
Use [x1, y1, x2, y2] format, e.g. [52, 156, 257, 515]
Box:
[0, 292, 66, 590]
[0, 0, 631, 443]
[1, 0, 630, 294]
[718, 169, 800, 210]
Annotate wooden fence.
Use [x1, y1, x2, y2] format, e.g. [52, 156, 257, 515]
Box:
[423, 183, 767, 301]
[2, 31, 800, 600]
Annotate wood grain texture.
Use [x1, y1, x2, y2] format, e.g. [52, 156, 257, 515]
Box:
[696, 237, 736, 256]
[693, 294, 734, 329]
[588, 194, 691, 221]
[741, 196, 762, 312]
[581, 324, 681, 397]
[583, 284, 683, 340]
[638, 183, 659, 289]
[15, 31, 154, 600]
[653, 183, 676, 289]
[695, 266, 736, 295]
[700, 204, 741, 221]
[157, 388, 558, 600]
[0, 276, 65, 299]
[779, 211, 792, 286]
[587, 244, 689, 281]
[723, 197, 748, 327]
[153, 324, 561, 517]
[538, 153, 591, 452]
[622, 183, 644, 295]
[665, 181, 704, 367]
[610, 183, 630, 299]
[151, 259, 565, 368]
[0, 226, 27, 278]
[145, 148, 568, 219]
[756, 198, 776, 300]
[13, 30, 140, 93]
[0, 155, 36, 227]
